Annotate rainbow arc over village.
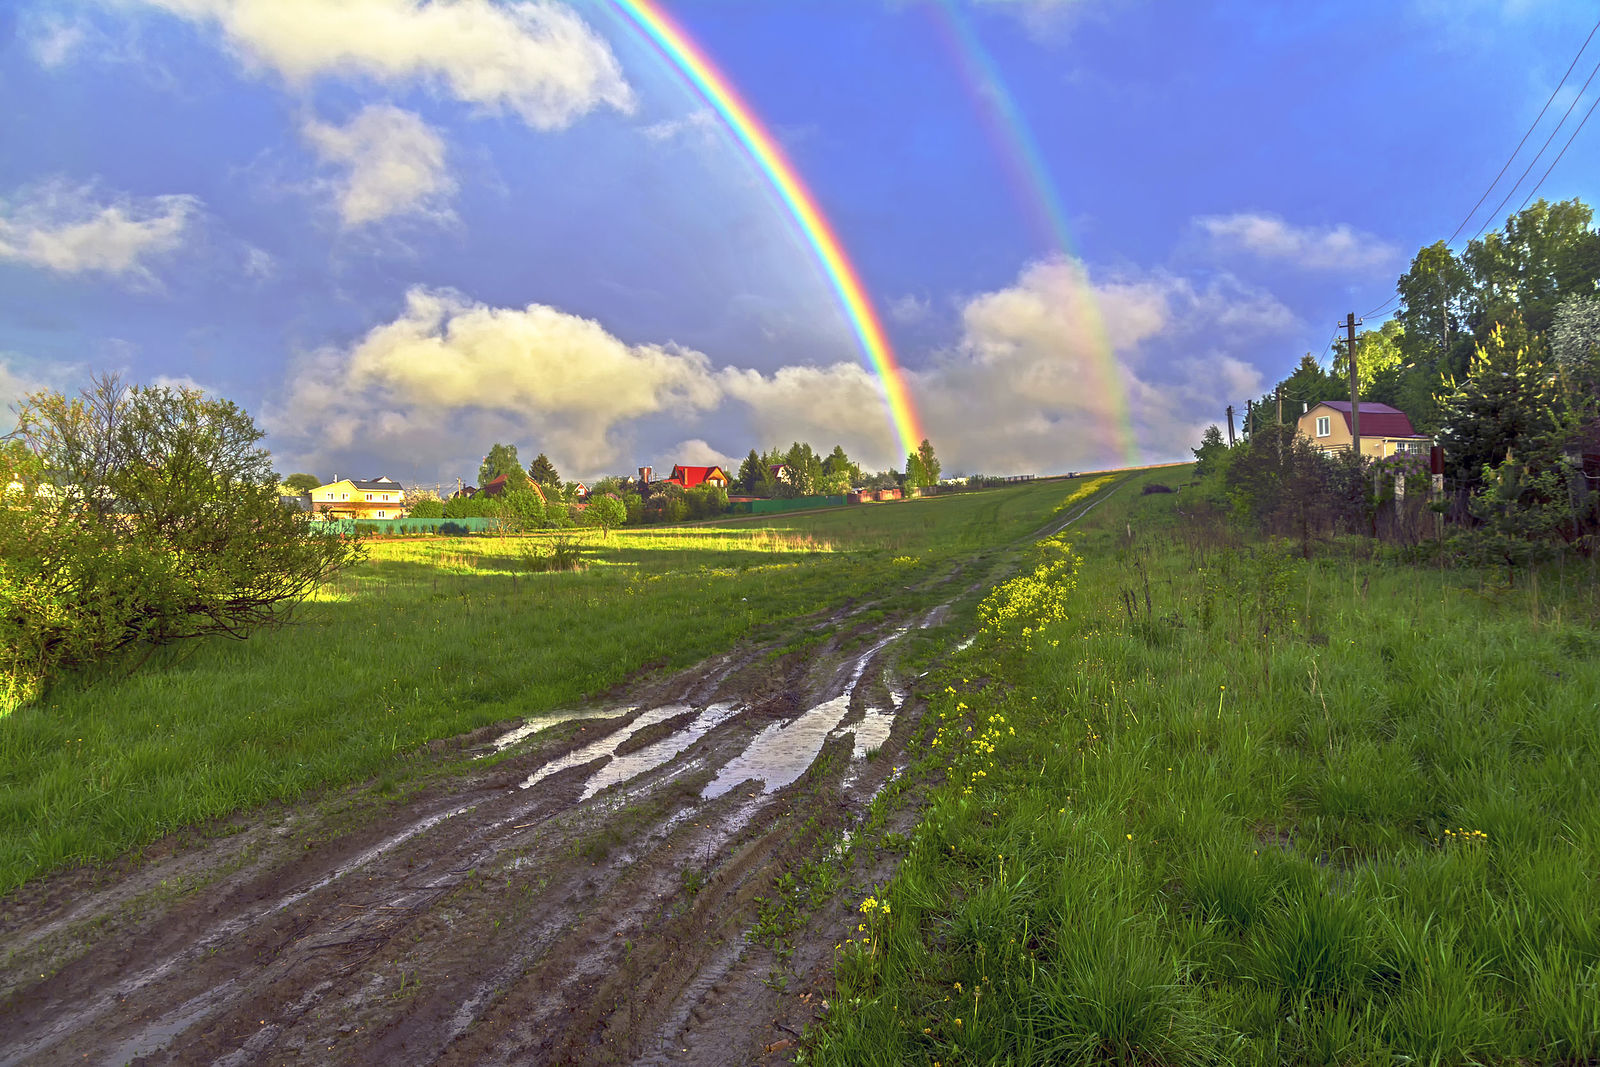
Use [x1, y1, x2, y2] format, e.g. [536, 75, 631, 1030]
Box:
[609, 0, 926, 461]
[926, 0, 1139, 465]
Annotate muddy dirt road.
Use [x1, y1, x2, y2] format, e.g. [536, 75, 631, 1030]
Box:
[0, 486, 1119, 1065]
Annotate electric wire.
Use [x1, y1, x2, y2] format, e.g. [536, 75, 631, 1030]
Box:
[1467, 53, 1600, 244]
[1516, 90, 1600, 213]
[1444, 13, 1600, 247]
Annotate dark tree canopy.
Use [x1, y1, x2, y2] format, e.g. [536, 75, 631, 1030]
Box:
[527, 452, 560, 487]
[283, 472, 321, 494]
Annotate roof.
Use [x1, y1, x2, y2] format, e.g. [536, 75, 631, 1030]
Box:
[480, 473, 509, 496]
[666, 465, 728, 489]
[351, 476, 403, 492]
[1310, 401, 1428, 439]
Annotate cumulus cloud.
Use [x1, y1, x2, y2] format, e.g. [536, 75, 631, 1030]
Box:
[302, 105, 455, 226]
[888, 293, 931, 324]
[140, 0, 633, 128]
[1196, 212, 1400, 273]
[666, 439, 739, 470]
[269, 256, 1292, 481]
[0, 180, 199, 282]
[271, 287, 724, 475]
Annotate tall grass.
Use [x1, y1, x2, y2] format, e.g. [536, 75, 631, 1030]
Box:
[810, 469, 1600, 1065]
[0, 483, 1084, 895]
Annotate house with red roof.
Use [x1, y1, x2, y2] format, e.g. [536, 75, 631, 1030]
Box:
[662, 465, 730, 490]
[1298, 401, 1432, 460]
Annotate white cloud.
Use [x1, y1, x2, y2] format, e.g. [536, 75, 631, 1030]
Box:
[971, 0, 1104, 39]
[140, 0, 633, 128]
[271, 287, 723, 475]
[1196, 212, 1400, 273]
[888, 293, 931, 324]
[26, 15, 89, 68]
[0, 180, 199, 282]
[642, 109, 718, 143]
[663, 439, 739, 470]
[269, 255, 1292, 481]
[302, 105, 455, 226]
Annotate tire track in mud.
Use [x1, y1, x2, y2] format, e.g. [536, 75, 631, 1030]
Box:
[0, 480, 1124, 1065]
[2, 595, 945, 1065]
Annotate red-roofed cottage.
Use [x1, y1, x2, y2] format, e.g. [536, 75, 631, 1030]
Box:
[1298, 401, 1432, 460]
[662, 465, 730, 489]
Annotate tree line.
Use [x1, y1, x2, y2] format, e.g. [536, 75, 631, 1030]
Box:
[1195, 197, 1600, 572]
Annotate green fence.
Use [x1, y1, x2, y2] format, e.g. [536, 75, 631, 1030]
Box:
[309, 517, 504, 536]
[727, 494, 849, 515]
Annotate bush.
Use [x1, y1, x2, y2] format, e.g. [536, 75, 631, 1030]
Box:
[1, 376, 362, 709]
[408, 498, 444, 518]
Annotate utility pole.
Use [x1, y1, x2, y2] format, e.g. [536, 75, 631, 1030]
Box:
[1344, 312, 1362, 458]
[1225, 404, 1236, 447]
[1276, 385, 1284, 457]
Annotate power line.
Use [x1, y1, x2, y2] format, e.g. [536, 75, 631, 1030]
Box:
[1516, 89, 1600, 213]
[1444, 13, 1600, 247]
[1352, 14, 1600, 325]
[1468, 53, 1600, 244]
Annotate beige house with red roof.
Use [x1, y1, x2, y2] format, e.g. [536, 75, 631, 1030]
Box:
[1298, 401, 1432, 460]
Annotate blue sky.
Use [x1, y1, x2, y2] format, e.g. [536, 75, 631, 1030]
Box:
[2, 0, 1597, 483]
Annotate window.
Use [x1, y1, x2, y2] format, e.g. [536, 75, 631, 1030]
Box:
[1316, 416, 1330, 437]
[366, 493, 373, 500]
[376, 510, 386, 518]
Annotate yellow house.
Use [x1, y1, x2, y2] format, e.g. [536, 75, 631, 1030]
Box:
[1297, 401, 1432, 460]
[310, 476, 407, 520]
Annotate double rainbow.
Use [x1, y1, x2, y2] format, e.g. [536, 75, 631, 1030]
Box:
[926, 0, 1139, 465]
[610, 0, 925, 460]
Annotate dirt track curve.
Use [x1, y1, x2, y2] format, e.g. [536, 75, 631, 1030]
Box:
[0, 482, 1122, 1066]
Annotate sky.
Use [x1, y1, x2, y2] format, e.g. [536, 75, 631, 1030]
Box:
[2, 0, 1598, 485]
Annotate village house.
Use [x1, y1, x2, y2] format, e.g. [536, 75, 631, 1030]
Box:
[310, 476, 407, 520]
[1297, 401, 1433, 460]
[662, 465, 730, 490]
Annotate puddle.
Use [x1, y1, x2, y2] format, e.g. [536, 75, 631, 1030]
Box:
[579, 703, 739, 801]
[702, 694, 854, 800]
[952, 636, 975, 654]
[833, 706, 894, 760]
[703, 630, 905, 800]
[520, 704, 695, 791]
[484, 707, 623, 755]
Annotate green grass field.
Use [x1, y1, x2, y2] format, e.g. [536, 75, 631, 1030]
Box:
[0, 482, 1091, 895]
[810, 470, 1600, 1065]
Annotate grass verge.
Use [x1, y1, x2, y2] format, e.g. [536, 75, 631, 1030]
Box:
[807, 468, 1600, 1065]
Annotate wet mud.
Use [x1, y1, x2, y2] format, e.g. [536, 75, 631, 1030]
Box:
[1, 600, 957, 1066]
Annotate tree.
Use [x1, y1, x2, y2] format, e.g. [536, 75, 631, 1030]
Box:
[1464, 198, 1600, 336]
[480, 443, 529, 490]
[1552, 293, 1600, 384]
[283, 472, 321, 494]
[583, 492, 626, 535]
[737, 449, 763, 493]
[1191, 425, 1228, 480]
[1437, 314, 1561, 486]
[2, 375, 361, 707]
[528, 452, 560, 488]
[783, 442, 820, 497]
[916, 439, 941, 485]
[408, 498, 444, 518]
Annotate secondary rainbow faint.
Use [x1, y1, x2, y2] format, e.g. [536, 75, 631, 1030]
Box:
[926, 0, 1139, 465]
[608, 0, 925, 460]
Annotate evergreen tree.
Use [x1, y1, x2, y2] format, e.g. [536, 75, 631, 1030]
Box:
[737, 449, 763, 493]
[527, 452, 560, 487]
[1437, 314, 1560, 486]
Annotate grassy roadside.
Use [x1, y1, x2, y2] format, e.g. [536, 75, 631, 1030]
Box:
[809, 468, 1600, 1065]
[0, 481, 1100, 896]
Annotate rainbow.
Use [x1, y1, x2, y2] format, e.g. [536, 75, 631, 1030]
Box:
[608, 0, 925, 460]
[926, 1, 1139, 465]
